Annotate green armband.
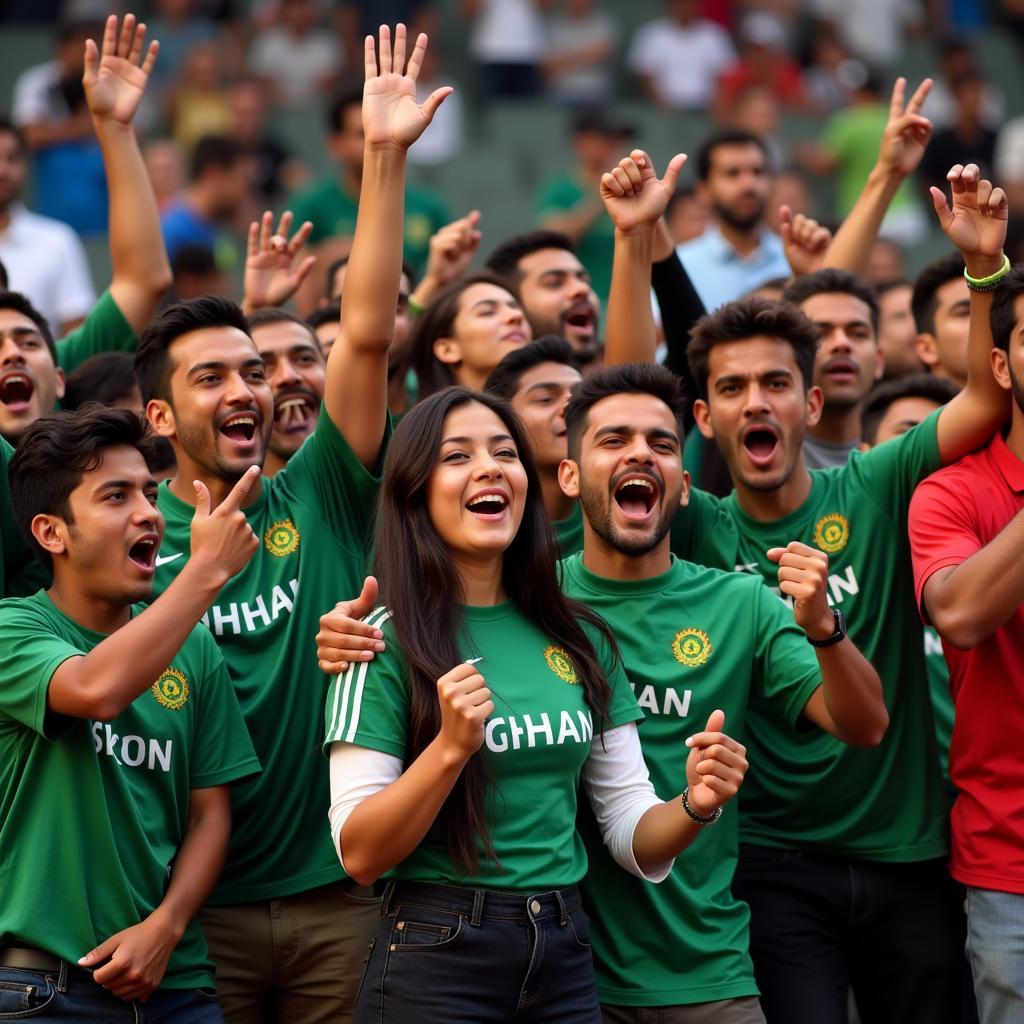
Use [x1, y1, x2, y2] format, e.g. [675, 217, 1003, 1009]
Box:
[964, 254, 1011, 292]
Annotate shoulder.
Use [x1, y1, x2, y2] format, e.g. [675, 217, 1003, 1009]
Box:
[0, 592, 49, 628]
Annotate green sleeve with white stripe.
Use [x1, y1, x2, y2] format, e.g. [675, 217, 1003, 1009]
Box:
[323, 615, 410, 759]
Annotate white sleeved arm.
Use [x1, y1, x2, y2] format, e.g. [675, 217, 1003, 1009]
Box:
[328, 741, 403, 872]
[580, 723, 674, 883]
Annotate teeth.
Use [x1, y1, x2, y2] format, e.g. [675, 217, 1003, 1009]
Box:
[617, 478, 653, 493]
[229, 416, 255, 427]
[2, 374, 29, 386]
[468, 494, 506, 508]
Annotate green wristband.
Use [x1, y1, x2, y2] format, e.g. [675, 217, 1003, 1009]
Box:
[964, 253, 1011, 292]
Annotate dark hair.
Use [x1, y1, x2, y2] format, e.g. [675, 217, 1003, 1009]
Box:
[328, 86, 364, 134]
[325, 253, 416, 301]
[990, 265, 1024, 353]
[782, 268, 880, 335]
[564, 362, 687, 460]
[247, 307, 321, 350]
[665, 185, 697, 219]
[484, 336, 579, 400]
[373, 386, 615, 873]
[485, 230, 575, 283]
[171, 245, 218, 278]
[0, 117, 26, 160]
[875, 278, 910, 299]
[135, 295, 250, 404]
[63, 353, 139, 410]
[687, 297, 820, 401]
[861, 373, 959, 444]
[9, 405, 156, 573]
[407, 271, 522, 400]
[696, 129, 769, 181]
[189, 135, 242, 181]
[911, 253, 965, 335]
[307, 301, 340, 330]
[0, 290, 56, 362]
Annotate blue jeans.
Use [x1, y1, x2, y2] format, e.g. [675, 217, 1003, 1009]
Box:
[966, 886, 1024, 1023]
[0, 960, 222, 1021]
[354, 880, 601, 1023]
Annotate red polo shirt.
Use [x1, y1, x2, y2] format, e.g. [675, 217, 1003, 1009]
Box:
[909, 431, 1024, 894]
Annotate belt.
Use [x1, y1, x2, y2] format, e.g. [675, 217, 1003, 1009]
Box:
[0, 947, 63, 972]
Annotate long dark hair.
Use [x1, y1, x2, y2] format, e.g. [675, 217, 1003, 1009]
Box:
[407, 272, 523, 401]
[373, 387, 615, 873]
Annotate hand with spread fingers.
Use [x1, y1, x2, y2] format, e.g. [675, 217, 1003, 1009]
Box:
[600, 149, 687, 236]
[767, 541, 835, 641]
[930, 162, 1008, 278]
[316, 577, 386, 675]
[362, 23, 452, 152]
[242, 210, 317, 313]
[83, 13, 158, 127]
[877, 76, 933, 180]
[780, 205, 832, 278]
[683, 710, 748, 817]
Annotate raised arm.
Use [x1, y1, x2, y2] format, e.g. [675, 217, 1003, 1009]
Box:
[930, 163, 1010, 462]
[83, 15, 172, 334]
[324, 24, 451, 468]
[240, 210, 317, 314]
[601, 149, 685, 367]
[822, 77, 932, 275]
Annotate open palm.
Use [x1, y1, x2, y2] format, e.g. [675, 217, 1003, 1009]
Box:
[931, 164, 1008, 262]
[600, 151, 686, 234]
[83, 14, 157, 126]
[362, 25, 451, 150]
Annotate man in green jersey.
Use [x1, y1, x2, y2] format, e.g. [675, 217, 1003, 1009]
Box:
[0, 13, 171, 448]
[0, 405, 260, 1020]
[558, 362, 887, 1023]
[134, 25, 452, 1023]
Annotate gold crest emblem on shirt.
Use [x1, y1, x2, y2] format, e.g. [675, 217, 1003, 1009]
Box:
[813, 512, 849, 554]
[264, 519, 300, 557]
[152, 667, 189, 710]
[673, 628, 712, 668]
[545, 645, 578, 685]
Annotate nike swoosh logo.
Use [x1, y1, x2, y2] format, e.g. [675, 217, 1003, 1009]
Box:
[155, 553, 183, 567]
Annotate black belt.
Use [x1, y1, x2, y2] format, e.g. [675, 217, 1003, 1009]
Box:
[0, 947, 63, 972]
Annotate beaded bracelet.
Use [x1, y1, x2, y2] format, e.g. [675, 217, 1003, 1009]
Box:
[964, 253, 1011, 292]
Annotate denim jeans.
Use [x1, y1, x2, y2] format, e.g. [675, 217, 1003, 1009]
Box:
[0, 959, 222, 1021]
[354, 880, 601, 1023]
[965, 886, 1024, 1023]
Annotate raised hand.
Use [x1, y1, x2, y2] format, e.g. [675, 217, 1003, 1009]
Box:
[930, 163, 1008, 277]
[317, 577, 387, 675]
[190, 465, 261, 583]
[83, 14, 158, 127]
[600, 149, 686, 235]
[423, 211, 483, 291]
[767, 541, 835, 641]
[877, 77, 933, 179]
[684, 710, 748, 816]
[242, 210, 317, 313]
[362, 24, 452, 151]
[780, 205, 832, 278]
[436, 663, 494, 762]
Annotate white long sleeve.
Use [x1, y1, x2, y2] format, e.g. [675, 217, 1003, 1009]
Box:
[580, 723, 674, 883]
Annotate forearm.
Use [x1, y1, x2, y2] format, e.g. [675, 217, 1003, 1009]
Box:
[631, 797, 701, 869]
[94, 119, 171, 329]
[823, 165, 902, 275]
[540, 202, 601, 244]
[815, 639, 888, 746]
[340, 735, 466, 884]
[151, 789, 231, 940]
[604, 226, 657, 366]
[927, 508, 1024, 647]
[22, 116, 93, 148]
[652, 249, 705, 383]
[51, 563, 224, 720]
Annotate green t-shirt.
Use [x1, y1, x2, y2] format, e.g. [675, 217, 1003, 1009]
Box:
[823, 105, 918, 216]
[670, 411, 948, 861]
[925, 625, 953, 791]
[56, 289, 137, 377]
[0, 591, 259, 990]
[553, 502, 584, 559]
[1, 437, 32, 598]
[323, 601, 641, 890]
[562, 553, 822, 1007]
[537, 174, 614, 306]
[152, 407, 385, 903]
[290, 177, 449, 278]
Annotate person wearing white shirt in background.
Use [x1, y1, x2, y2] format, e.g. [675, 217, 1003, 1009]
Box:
[543, 0, 619, 108]
[0, 119, 95, 337]
[464, 0, 546, 99]
[628, 0, 735, 111]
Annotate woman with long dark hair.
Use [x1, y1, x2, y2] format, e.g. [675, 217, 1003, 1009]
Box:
[324, 387, 747, 1022]
[407, 272, 532, 398]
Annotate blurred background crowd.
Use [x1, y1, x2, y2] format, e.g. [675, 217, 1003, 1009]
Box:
[3, 0, 1024, 334]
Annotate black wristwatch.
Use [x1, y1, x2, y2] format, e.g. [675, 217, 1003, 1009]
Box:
[806, 608, 847, 648]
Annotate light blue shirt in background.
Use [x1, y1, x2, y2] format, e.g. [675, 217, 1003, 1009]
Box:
[676, 227, 791, 311]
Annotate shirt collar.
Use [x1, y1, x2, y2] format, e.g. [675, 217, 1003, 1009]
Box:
[990, 430, 1024, 493]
